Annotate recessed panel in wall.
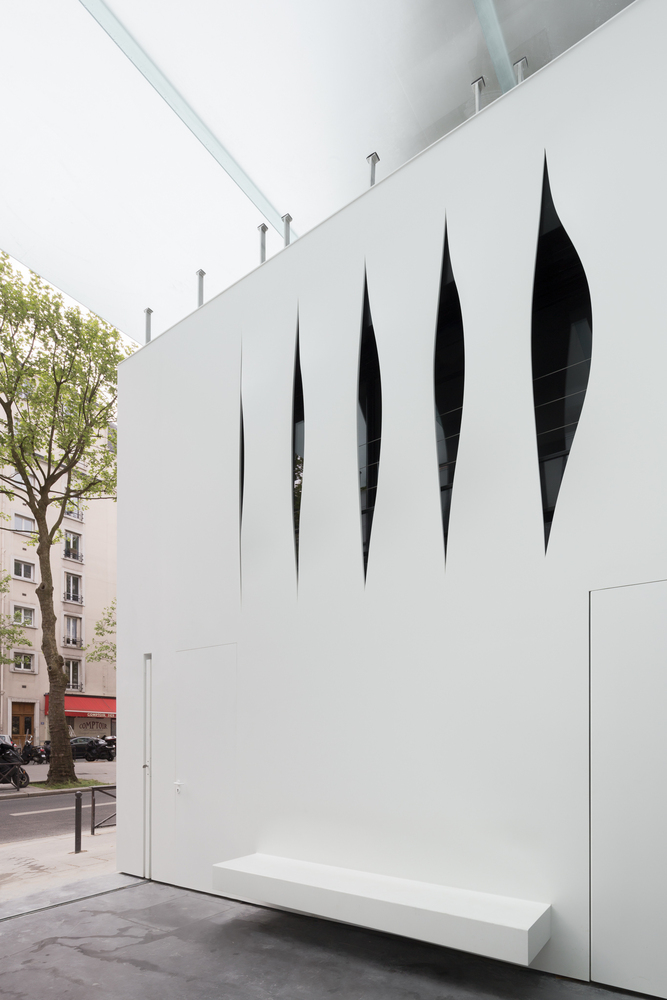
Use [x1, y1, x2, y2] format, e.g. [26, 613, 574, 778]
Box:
[591, 580, 667, 998]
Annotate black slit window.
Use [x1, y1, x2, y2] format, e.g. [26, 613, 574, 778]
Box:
[293, 330, 304, 563]
[433, 231, 465, 555]
[358, 280, 382, 577]
[532, 163, 592, 547]
[240, 399, 245, 523]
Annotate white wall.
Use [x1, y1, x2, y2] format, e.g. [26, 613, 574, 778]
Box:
[118, 0, 667, 989]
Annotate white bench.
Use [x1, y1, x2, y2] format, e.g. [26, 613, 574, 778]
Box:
[213, 853, 551, 966]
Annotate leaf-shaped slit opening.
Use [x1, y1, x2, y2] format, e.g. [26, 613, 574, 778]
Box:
[358, 279, 382, 578]
[239, 400, 245, 526]
[433, 229, 465, 557]
[293, 327, 304, 567]
[532, 162, 592, 548]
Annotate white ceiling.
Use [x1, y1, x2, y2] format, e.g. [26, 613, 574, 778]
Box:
[0, 0, 633, 342]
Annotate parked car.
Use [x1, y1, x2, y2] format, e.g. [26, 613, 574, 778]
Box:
[70, 736, 115, 762]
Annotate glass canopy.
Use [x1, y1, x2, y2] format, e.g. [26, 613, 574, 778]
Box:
[0, 0, 634, 341]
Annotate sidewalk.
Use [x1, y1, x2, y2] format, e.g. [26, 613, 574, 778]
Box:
[0, 827, 117, 902]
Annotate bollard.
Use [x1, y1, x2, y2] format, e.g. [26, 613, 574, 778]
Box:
[366, 151, 380, 187]
[90, 787, 96, 835]
[74, 790, 82, 853]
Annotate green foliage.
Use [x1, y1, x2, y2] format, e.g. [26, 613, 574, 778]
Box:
[0, 251, 134, 786]
[0, 252, 132, 530]
[0, 572, 30, 665]
[86, 599, 116, 665]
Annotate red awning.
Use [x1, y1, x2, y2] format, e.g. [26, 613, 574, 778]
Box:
[45, 695, 116, 718]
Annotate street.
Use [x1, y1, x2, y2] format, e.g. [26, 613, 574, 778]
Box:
[0, 788, 116, 843]
[0, 760, 117, 843]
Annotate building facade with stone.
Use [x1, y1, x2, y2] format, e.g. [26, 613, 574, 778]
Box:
[0, 486, 116, 746]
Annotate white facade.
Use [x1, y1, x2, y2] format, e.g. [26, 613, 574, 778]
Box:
[117, 2, 667, 995]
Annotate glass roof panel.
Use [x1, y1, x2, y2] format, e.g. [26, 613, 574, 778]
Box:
[0, 0, 635, 341]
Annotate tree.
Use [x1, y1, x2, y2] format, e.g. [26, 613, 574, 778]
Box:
[0, 571, 30, 662]
[86, 599, 116, 665]
[0, 252, 133, 784]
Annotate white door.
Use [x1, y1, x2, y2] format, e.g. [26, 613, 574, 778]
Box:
[591, 580, 667, 997]
[173, 643, 237, 893]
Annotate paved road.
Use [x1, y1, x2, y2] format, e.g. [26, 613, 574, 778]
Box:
[21, 758, 117, 785]
[0, 789, 116, 844]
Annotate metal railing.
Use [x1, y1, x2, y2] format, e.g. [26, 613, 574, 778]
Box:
[64, 549, 84, 562]
[64, 592, 84, 604]
[91, 785, 116, 834]
[65, 509, 84, 521]
[72, 785, 116, 853]
[63, 636, 83, 647]
[66, 682, 84, 691]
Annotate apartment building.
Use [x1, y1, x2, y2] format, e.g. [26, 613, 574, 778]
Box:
[0, 485, 116, 746]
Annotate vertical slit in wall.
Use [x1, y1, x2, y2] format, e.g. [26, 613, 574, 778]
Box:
[239, 401, 245, 524]
[433, 228, 465, 557]
[532, 161, 592, 548]
[293, 325, 304, 567]
[358, 277, 382, 578]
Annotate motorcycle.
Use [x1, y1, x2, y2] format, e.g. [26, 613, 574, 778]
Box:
[0, 736, 30, 789]
[21, 735, 48, 764]
[84, 738, 115, 762]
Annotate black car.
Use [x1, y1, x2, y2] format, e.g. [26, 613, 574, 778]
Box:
[70, 737, 115, 762]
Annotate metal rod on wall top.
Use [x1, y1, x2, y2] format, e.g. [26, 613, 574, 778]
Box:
[472, 77, 485, 114]
[366, 151, 380, 187]
[196, 269, 206, 307]
[258, 223, 268, 264]
[513, 56, 528, 83]
[144, 307, 153, 345]
[282, 214, 292, 248]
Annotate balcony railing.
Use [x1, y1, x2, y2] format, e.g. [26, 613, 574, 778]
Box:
[64, 549, 84, 562]
[65, 508, 84, 521]
[66, 681, 84, 691]
[63, 636, 83, 647]
[64, 592, 84, 604]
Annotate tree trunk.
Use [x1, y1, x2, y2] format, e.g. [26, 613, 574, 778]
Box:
[35, 516, 77, 785]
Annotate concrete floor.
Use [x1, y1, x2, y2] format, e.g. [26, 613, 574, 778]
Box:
[0, 879, 647, 1000]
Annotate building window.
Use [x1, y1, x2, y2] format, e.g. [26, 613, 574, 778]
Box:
[65, 659, 82, 690]
[11, 468, 37, 488]
[532, 163, 592, 547]
[64, 530, 83, 562]
[64, 573, 83, 604]
[358, 278, 382, 577]
[13, 652, 35, 671]
[14, 560, 34, 580]
[293, 328, 304, 564]
[64, 615, 83, 647]
[65, 501, 84, 521]
[434, 230, 465, 557]
[14, 514, 35, 533]
[14, 606, 35, 627]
